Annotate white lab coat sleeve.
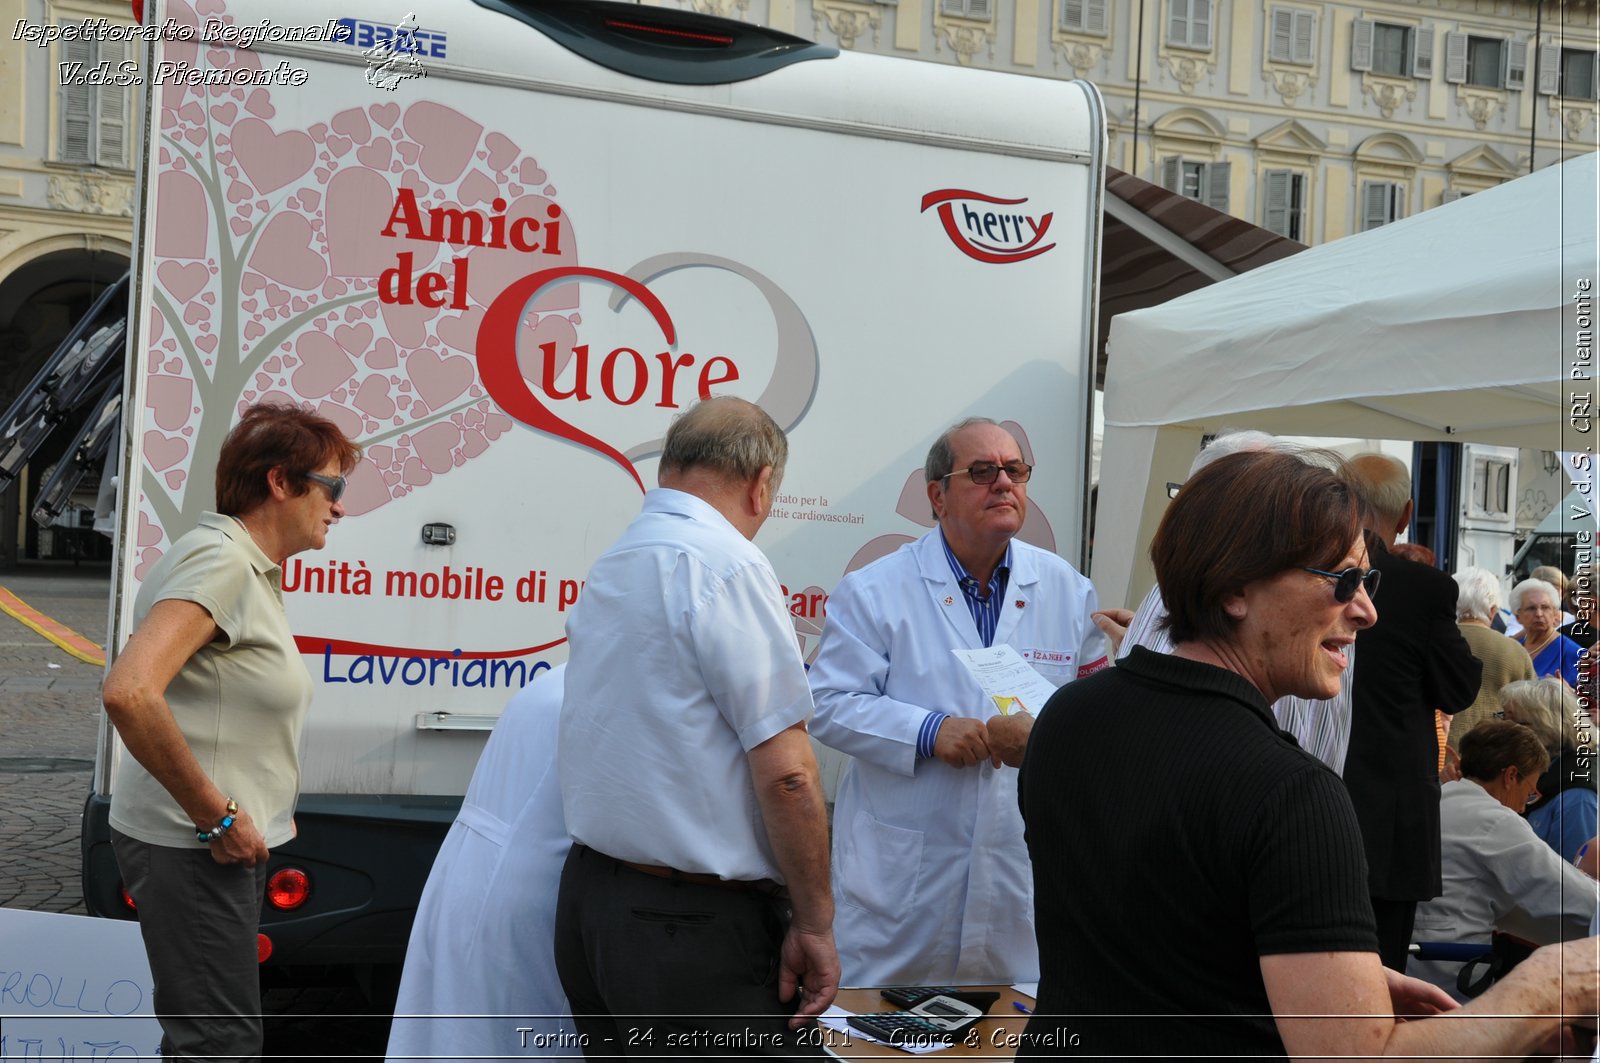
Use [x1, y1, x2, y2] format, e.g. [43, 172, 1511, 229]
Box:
[808, 570, 932, 778]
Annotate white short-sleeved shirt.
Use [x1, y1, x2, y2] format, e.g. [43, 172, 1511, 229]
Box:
[110, 512, 313, 847]
[558, 488, 812, 883]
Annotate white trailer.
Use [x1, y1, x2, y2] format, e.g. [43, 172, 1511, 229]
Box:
[85, 0, 1105, 971]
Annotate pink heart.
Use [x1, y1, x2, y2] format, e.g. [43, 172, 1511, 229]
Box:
[352, 375, 397, 418]
[137, 511, 163, 547]
[323, 167, 438, 277]
[370, 102, 400, 128]
[157, 261, 208, 303]
[182, 127, 205, 145]
[165, 470, 186, 490]
[143, 430, 189, 472]
[183, 303, 208, 326]
[355, 138, 391, 169]
[264, 283, 289, 308]
[163, 357, 182, 374]
[365, 338, 399, 370]
[315, 400, 363, 441]
[435, 307, 483, 354]
[244, 89, 274, 119]
[241, 298, 258, 312]
[244, 320, 266, 340]
[457, 169, 498, 207]
[334, 323, 373, 356]
[291, 331, 357, 398]
[321, 277, 347, 299]
[263, 356, 282, 372]
[519, 158, 547, 185]
[412, 421, 462, 473]
[309, 122, 328, 142]
[402, 457, 433, 486]
[403, 101, 483, 184]
[210, 102, 237, 124]
[226, 180, 251, 203]
[325, 134, 352, 158]
[200, 292, 215, 305]
[396, 141, 420, 166]
[484, 133, 518, 171]
[331, 108, 371, 143]
[231, 117, 314, 194]
[241, 272, 266, 295]
[229, 217, 251, 236]
[179, 102, 203, 124]
[148, 308, 165, 345]
[196, 0, 225, 16]
[298, 188, 322, 210]
[196, 334, 218, 354]
[407, 347, 475, 410]
[145, 374, 193, 431]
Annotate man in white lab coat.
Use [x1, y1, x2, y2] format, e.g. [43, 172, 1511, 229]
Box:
[809, 418, 1105, 987]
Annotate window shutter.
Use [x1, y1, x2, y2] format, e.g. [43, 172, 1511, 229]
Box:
[1292, 11, 1315, 65]
[1263, 170, 1291, 235]
[1063, 0, 1085, 29]
[1593, 50, 1600, 100]
[59, 35, 96, 164]
[1537, 43, 1560, 95]
[1270, 8, 1293, 62]
[1505, 39, 1527, 90]
[1440, 189, 1463, 204]
[1161, 156, 1183, 192]
[97, 38, 129, 167]
[942, 0, 968, 16]
[1351, 19, 1373, 72]
[1167, 0, 1190, 46]
[1192, 0, 1212, 49]
[1361, 181, 1392, 230]
[1203, 160, 1230, 212]
[1444, 31, 1468, 84]
[1084, 0, 1107, 34]
[966, 0, 992, 19]
[1412, 27, 1434, 79]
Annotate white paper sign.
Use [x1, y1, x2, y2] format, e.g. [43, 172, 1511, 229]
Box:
[0, 907, 161, 1060]
[950, 645, 1061, 716]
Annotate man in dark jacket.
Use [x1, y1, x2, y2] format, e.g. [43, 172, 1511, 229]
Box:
[1342, 453, 1482, 971]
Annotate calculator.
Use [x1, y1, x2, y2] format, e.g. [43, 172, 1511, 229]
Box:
[848, 994, 986, 1043]
[880, 985, 963, 1009]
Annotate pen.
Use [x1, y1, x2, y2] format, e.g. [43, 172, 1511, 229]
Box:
[1012, 1001, 1032, 1015]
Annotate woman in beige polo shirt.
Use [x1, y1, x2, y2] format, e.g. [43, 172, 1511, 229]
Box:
[102, 403, 358, 1061]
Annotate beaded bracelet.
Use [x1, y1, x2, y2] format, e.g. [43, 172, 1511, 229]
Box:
[197, 798, 239, 843]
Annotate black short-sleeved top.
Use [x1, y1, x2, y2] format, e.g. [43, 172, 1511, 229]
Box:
[1016, 647, 1378, 1060]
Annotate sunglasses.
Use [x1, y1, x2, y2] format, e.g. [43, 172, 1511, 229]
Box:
[304, 472, 347, 503]
[944, 461, 1033, 485]
[1301, 565, 1381, 603]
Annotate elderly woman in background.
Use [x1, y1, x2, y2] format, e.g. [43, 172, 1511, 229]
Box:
[1500, 677, 1599, 864]
[1511, 577, 1582, 688]
[1409, 721, 1597, 1001]
[1449, 567, 1536, 747]
[102, 403, 358, 1060]
[1017, 449, 1597, 1060]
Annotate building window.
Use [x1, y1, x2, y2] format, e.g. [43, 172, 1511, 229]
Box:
[941, 0, 993, 19]
[1262, 170, 1307, 240]
[57, 29, 132, 167]
[1060, 0, 1108, 35]
[1560, 48, 1598, 99]
[1445, 33, 1526, 90]
[1161, 156, 1230, 212]
[1166, 0, 1212, 50]
[1361, 180, 1404, 230]
[1268, 8, 1315, 66]
[1352, 20, 1432, 79]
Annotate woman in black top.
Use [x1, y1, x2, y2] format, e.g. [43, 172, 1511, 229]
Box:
[1018, 449, 1597, 1061]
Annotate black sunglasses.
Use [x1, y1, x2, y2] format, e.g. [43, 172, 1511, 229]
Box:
[304, 472, 347, 503]
[944, 461, 1033, 485]
[1301, 565, 1380, 603]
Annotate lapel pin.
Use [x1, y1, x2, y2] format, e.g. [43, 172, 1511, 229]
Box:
[943, 595, 955, 605]
[1016, 600, 1026, 608]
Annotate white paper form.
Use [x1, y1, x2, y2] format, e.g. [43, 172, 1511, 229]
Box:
[951, 644, 1060, 716]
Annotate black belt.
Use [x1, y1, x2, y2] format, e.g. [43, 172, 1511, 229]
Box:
[578, 843, 786, 897]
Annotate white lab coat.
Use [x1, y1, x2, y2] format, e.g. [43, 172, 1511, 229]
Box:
[386, 666, 578, 1063]
[809, 531, 1100, 986]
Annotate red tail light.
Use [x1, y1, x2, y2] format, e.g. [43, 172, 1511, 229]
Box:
[257, 933, 272, 963]
[265, 867, 311, 910]
[119, 882, 137, 911]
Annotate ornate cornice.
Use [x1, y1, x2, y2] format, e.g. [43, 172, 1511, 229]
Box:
[813, 1, 881, 49]
[46, 172, 133, 217]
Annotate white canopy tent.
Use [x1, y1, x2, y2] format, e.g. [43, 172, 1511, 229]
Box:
[1095, 150, 1598, 607]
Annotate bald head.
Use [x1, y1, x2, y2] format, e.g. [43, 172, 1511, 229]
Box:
[1346, 452, 1412, 544]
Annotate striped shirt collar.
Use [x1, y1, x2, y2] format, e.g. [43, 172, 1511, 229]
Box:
[940, 530, 1012, 648]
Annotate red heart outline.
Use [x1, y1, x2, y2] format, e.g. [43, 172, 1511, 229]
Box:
[477, 266, 676, 493]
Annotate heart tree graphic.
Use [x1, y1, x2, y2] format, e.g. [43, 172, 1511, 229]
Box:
[137, 0, 580, 577]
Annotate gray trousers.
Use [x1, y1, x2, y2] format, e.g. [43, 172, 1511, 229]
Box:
[112, 829, 269, 1061]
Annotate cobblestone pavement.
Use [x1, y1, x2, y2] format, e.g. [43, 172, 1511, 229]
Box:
[0, 561, 393, 1057]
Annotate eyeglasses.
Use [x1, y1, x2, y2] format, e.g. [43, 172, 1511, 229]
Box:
[944, 461, 1033, 485]
[1301, 565, 1381, 603]
[304, 472, 347, 503]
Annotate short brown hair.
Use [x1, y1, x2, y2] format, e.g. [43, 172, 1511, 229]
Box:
[1150, 449, 1362, 645]
[215, 403, 361, 516]
[659, 397, 787, 489]
[1459, 720, 1550, 783]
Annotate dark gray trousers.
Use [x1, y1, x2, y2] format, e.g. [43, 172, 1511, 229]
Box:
[112, 829, 269, 1061]
[553, 843, 827, 1059]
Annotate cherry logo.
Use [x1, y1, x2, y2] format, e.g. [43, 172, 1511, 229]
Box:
[920, 189, 1056, 264]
